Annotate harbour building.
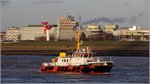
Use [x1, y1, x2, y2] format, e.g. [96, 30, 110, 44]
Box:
[20, 25, 57, 41]
[112, 26, 150, 41]
[87, 24, 103, 34]
[5, 27, 21, 42]
[126, 26, 149, 40]
[104, 24, 119, 33]
[20, 25, 43, 40]
[57, 15, 77, 40]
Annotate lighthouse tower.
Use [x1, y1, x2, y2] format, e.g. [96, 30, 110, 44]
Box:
[41, 22, 53, 41]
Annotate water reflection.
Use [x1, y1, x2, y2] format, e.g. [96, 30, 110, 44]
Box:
[1, 55, 149, 83]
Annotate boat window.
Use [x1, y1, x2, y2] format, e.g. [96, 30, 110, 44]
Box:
[66, 59, 68, 62]
[64, 59, 66, 62]
[74, 54, 76, 57]
[54, 58, 58, 62]
[82, 54, 84, 57]
[73, 54, 76, 57]
[77, 54, 79, 57]
[80, 54, 82, 57]
[88, 54, 90, 58]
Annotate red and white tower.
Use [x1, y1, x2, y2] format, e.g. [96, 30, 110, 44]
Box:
[41, 22, 53, 41]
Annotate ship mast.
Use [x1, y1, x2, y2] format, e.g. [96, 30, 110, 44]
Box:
[76, 15, 82, 50]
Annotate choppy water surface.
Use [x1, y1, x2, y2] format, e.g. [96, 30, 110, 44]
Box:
[1, 55, 149, 83]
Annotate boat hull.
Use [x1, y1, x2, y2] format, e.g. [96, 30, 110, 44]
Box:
[41, 64, 113, 74]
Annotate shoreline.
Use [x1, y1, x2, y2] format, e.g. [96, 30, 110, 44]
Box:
[1, 46, 149, 57]
[1, 40, 149, 57]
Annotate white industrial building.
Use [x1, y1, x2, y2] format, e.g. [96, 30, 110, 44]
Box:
[104, 24, 119, 33]
[87, 24, 103, 34]
[5, 27, 21, 41]
[111, 26, 150, 40]
[20, 25, 57, 40]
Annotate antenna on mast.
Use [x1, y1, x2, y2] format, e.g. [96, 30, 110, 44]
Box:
[76, 14, 82, 50]
[79, 14, 82, 30]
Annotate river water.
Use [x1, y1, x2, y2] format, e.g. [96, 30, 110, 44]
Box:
[1, 55, 149, 83]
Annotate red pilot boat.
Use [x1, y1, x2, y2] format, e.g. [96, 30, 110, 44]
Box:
[41, 30, 113, 74]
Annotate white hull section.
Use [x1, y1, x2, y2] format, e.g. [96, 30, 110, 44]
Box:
[43, 57, 113, 67]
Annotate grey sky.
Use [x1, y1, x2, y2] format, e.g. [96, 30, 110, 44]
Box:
[1, 0, 150, 31]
